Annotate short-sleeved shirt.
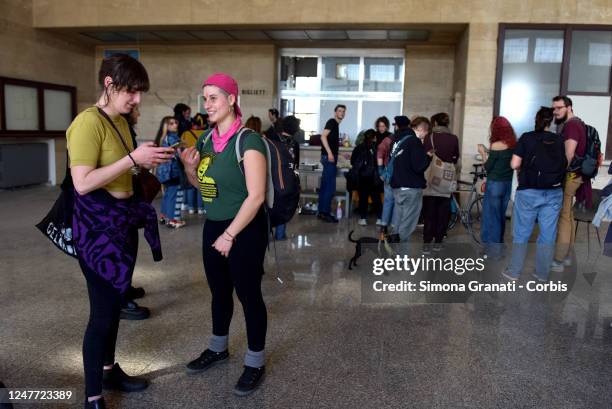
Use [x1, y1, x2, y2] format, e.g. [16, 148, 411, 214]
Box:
[67, 106, 134, 192]
[196, 130, 267, 221]
[321, 118, 339, 158]
[559, 117, 586, 173]
[514, 130, 563, 190]
[181, 129, 204, 148]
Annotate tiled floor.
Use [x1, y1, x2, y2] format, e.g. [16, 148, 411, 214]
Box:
[1, 185, 611, 408]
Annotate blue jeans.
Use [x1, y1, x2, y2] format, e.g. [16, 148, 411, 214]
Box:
[275, 224, 287, 240]
[481, 179, 512, 257]
[317, 154, 337, 215]
[161, 184, 179, 219]
[507, 188, 563, 280]
[392, 188, 423, 242]
[381, 182, 396, 227]
[185, 186, 204, 211]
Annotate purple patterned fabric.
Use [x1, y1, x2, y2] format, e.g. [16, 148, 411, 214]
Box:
[73, 189, 162, 293]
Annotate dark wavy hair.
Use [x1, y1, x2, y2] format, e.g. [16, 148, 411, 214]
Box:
[98, 54, 149, 106]
[375, 116, 390, 131]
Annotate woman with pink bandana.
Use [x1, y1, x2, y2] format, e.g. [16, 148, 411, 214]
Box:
[180, 73, 268, 396]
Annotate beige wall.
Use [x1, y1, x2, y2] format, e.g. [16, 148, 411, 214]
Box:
[32, 0, 612, 28]
[0, 0, 95, 183]
[95, 45, 276, 141]
[403, 45, 455, 122]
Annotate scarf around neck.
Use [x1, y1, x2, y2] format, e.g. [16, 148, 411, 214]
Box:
[212, 116, 242, 153]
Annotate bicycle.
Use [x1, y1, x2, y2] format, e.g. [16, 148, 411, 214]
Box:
[447, 163, 486, 244]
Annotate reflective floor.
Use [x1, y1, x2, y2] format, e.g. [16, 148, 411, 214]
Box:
[1, 186, 611, 408]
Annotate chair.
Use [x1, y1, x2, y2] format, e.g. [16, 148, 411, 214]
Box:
[574, 188, 603, 256]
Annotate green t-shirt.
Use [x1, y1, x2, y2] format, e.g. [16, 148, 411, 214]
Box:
[196, 130, 267, 221]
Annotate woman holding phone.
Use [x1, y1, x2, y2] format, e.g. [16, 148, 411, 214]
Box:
[68, 54, 174, 408]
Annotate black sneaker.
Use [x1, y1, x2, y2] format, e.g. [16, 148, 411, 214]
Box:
[126, 286, 145, 300]
[186, 349, 229, 373]
[102, 363, 148, 392]
[234, 366, 265, 396]
[119, 300, 150, 320]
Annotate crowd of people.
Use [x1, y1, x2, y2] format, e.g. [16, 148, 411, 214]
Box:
[54, 52, 610, 409]
[331, 96, 605, 284]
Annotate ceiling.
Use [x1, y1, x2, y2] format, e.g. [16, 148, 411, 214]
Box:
[65, 26, 467, 46]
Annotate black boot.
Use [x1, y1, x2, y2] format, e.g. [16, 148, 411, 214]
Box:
[119, 300, 150, 320]
[84, 397, 105, 409]
[102, 363, 149, 392]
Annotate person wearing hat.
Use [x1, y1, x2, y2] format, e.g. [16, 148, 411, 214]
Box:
[477, 116, 517, 258]
[389, 115, 433, 249]
[180, 73, 268, 396]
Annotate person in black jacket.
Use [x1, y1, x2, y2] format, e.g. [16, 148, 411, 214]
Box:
[390, 116, 433, 244]
[274, 115, 301, 240]
[351, 129, 382, 225]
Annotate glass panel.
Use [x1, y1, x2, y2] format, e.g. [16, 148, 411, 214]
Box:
[321, 57, 359, 91]
[363, 57, 403, 92]
[499, 29, 564, 137]
[319, 100, 358, 142]
[361, 101, 401, 132]
[5, 84, 39, 130]
[568, 30, 612, 93]
[44, 89, 72, 131]
[280, 56, 318, 90]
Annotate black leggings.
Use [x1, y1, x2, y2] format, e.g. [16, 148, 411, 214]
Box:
[422, 196, 451, 243]
[80, 230, 137, 398]
[203, 210, 268, 352]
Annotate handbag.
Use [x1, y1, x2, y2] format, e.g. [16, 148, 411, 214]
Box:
[35, 152, 78, 258]
[97, 108, 161, 203]
[423, 134, 457, 196]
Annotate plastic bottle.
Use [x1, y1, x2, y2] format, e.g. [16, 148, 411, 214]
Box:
[336, 200, 343, 220]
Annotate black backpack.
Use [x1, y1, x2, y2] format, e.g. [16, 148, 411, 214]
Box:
[525, 132, 567, 189]
[569, 121, 602, 178]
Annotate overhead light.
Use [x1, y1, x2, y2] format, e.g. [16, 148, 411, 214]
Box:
[305, 30, 348, 40]
[346, 30, 387, 40]
[266, 30, 309, 40]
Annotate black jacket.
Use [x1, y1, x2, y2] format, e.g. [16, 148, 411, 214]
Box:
[390, 129, 432, 189]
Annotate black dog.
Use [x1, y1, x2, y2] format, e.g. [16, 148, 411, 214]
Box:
[348, 230, 400, 270]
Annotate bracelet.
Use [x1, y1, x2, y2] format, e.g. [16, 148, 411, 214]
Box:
[224, 230, 235, 239]
[221, 235, 233, 242]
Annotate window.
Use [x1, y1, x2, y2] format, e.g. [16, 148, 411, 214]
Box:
[495, 25, 612, 161]
[0, 77, 76, 136]
[279, 49, 405, 142]
[568, 30, 612, 93]
[497, 29, 565, 137]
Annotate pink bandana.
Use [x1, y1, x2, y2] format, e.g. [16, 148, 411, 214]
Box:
[212, 117, 243, 153]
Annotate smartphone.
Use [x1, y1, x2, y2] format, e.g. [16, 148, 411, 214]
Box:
[169, 141, 181, 148]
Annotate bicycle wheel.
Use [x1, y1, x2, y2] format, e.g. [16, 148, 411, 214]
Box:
[467, 195, 484, 244]
[447, 196, 459, 230]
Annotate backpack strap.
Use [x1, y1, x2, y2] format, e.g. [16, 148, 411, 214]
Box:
[196, 129, 214, 153]
[234, 127, 255, 174]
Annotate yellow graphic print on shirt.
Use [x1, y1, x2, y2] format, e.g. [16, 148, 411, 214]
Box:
[196, 154, 218, 202]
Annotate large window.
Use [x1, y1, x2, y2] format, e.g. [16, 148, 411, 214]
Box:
[0, 77, 76, 137]
[279, 49, 405, 142]
[495, 25, 612, 160]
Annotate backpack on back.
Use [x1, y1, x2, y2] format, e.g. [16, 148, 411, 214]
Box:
[199, 128, 301, 227]
[382, 134, 411, 184]
[569, 121, 602, 178]
[525, 132, 567, 189]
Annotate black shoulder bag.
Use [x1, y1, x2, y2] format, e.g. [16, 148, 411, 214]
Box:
[97, 108, 161, 203]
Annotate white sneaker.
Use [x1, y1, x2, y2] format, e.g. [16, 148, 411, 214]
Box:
[197, 209, 206, 215]
[562, 257, 572, 266]
[376, 219, 383, 226]
[181, 203, 188, 211]
[550, 260, 564, 273]
[188, 209, 195, 215]
[358, 219, 367, 226]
